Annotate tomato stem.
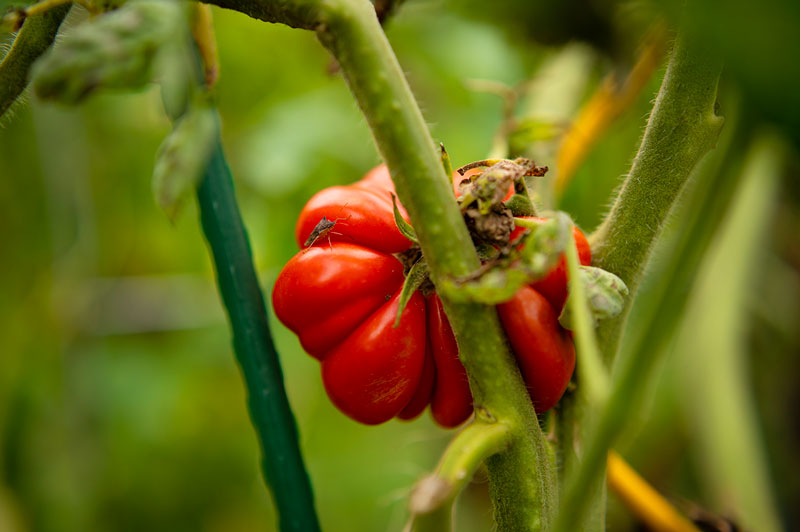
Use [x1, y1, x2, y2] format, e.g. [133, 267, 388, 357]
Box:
[309, 1, 559, 529]
[555, 28, 733, 531]
[407, 420, 511, 531]
[589, 27, 724, 366]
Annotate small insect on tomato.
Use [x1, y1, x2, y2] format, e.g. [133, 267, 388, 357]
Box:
[303, 215, 351, 249]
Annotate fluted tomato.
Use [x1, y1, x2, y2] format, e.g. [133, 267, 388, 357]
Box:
[272, 164, 589, 427]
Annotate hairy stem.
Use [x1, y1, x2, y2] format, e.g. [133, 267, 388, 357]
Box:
[408, 420, 511, 532]
[315, 2, 558, 528]
[196, 132, 321, 532]
[554, 97, 748, 532]
[0, 4, 70, 117]
[589, 30, 723, 365]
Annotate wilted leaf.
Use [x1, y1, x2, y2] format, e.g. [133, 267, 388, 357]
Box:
[31, 0, 183, 104]
[152, 104, 217, 221]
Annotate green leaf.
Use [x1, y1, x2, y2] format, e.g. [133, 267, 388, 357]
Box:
[391, 193, 418, 243]
[153, 103, 217, 221]
[510, 118, 563, 143]
[559, 266, 628, 330]
[31, 0, 183, 104]
[393, 259, 428, 327]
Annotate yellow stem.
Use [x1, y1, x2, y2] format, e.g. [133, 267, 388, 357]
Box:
[190, 3, 219, 89]
[607, 451, 701, 532]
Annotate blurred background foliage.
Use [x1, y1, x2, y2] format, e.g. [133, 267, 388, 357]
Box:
[0, 0, 798, 531]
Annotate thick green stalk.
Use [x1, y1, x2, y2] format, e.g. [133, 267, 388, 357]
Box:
[196, 134, 321, 532]
[554, 29, 722, 532]
[315, 2, 557, 529]
[554, 105, 751, 532]
[0, 4, 71, 117]
[589, 31, 723, 365]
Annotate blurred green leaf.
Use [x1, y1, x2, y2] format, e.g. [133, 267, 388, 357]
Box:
[152, 103, 216, 221]
[674, 133, 785, 532]
[31, 0, 183, 104]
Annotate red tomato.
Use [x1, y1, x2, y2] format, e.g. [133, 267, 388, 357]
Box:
[273, 164, 587, 427]
[295, 165, 411, 254]
[321, 291, 427, 425]
[272, 243, 404, 358]
[427, 294, 472, 427]
[497, 286, 576, 412]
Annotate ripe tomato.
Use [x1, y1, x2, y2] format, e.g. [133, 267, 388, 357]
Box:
[497, 286, 576, 412]
[272, 165, 589, 427]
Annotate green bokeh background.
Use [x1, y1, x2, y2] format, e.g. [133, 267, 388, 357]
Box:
[1, 1, 799, 531]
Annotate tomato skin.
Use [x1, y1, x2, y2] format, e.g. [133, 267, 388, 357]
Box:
[427, 294, 473, 427]
[322, 291, 427, 425]
[497, 286, 576, 413]
[397, 347, 435, 420]
[296, 165, 412, 254]
[510, 217, 592, 312]
[272, 243, 404, 359]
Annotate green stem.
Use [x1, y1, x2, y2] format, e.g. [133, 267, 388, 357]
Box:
[554, 100, 750, 532]
[0, 4, 71, 117]
[564, 232, 609, 406]
[196, 132, 321, 532]
[314, 2, 557, 529]
[589, 30, 723, 365]
[408, 420, 511, 532]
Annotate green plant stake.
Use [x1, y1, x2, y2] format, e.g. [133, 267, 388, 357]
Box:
[196, 129, 321, 532]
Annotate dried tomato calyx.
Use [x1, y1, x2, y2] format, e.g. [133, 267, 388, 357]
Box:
[455, 158, 548, 249]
